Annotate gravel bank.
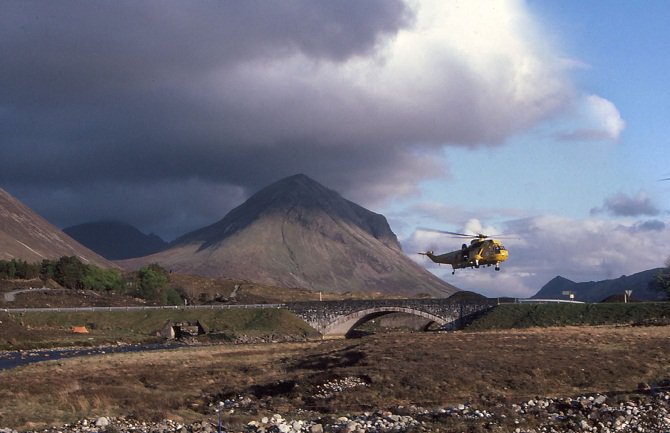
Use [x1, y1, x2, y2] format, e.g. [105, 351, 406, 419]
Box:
[2, 390, 669, 433]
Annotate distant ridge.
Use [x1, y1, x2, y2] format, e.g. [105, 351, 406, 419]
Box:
[0, 187, 116, 268]
[122, 174, 458, 297]
[64, 221, 168, 260]
[532, 269, 667, 302]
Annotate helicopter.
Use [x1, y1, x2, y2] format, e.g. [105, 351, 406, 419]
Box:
[418, 229, 510, 274]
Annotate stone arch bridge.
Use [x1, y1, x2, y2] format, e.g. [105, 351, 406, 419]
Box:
[285, 298, 495, 338]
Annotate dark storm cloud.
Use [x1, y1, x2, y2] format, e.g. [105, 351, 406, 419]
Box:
[591, 191, 660, 217]
[8, 179, 248, 241]
[629, 219, 666, 232]
[0, 1, 413, 235]
[0, 1, 571, 239]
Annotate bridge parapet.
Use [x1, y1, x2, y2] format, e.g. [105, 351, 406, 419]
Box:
[285, 298, 495, 337]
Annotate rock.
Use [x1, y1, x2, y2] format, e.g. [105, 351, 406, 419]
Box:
[344, 421, 358, 432]
[10, 387, 670, 433]
[594, 395, 607, 405]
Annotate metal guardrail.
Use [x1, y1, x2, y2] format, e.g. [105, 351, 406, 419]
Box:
[0, 304, 286, 314]
[515, 298, 586, 304]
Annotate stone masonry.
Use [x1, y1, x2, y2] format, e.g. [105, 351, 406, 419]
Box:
[285, 298, 495, 337]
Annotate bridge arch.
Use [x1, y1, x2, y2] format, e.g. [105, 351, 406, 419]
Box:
[285, 298, 495, 339]
[322, 306, 451, 337]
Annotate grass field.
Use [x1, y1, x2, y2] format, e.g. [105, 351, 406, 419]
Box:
[1, 325, 669, 431]
[2, 301, 670, 350]
[466, 302, 670, 329]
[0, 308, 319, 350]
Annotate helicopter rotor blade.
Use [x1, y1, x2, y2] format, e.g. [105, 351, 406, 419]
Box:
[417, 227, 487, 238]
[417, 227, 474, 237]
[417, 227, 520, 240]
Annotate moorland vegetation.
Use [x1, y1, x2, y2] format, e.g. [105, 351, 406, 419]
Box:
[0, 257, 181, 305]
[1, 326, 669, 431]
[650, 259, 670, 297]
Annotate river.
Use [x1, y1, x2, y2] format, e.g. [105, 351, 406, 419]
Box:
[0, 342, 185, 370]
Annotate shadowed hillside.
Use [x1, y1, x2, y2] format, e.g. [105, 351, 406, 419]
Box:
[64, 221, 168, 260]
[0, 188, 115, 268]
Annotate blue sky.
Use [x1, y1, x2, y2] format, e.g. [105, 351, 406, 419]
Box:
[389, 1, 670, 296]
[1, 1, 668, 298]
[445, 1, 670, 216]
[537, 0, 670, 188]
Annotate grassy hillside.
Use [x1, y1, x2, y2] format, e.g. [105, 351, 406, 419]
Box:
[467, 302, 670, 330]
[0, 308, 319, 350]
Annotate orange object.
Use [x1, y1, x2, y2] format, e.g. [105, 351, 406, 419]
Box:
[71, 326, 89, 334]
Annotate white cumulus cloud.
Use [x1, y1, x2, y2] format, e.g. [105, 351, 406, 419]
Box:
[557, 94, 625, 141]
[406, 214, 669, 298]
[586, 94, 626, 140]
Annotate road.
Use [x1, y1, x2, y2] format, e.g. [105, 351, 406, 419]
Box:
[2, 287, 57, 302]
[0, 303, 285, 313]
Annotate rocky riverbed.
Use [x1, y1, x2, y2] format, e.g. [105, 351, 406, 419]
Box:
[2, 389, 669, 433]
[3, 327, 670, 433]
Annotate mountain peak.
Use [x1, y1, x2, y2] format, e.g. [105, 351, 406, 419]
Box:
[175, 174, 399, 249]
[128, 175, 457, 297]
[250, 173, 341, 210]
[549, 275, 575, 285]
[275, 173, 318, 186]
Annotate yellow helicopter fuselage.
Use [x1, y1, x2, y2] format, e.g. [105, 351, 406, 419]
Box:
[423, 238, 508, 273]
